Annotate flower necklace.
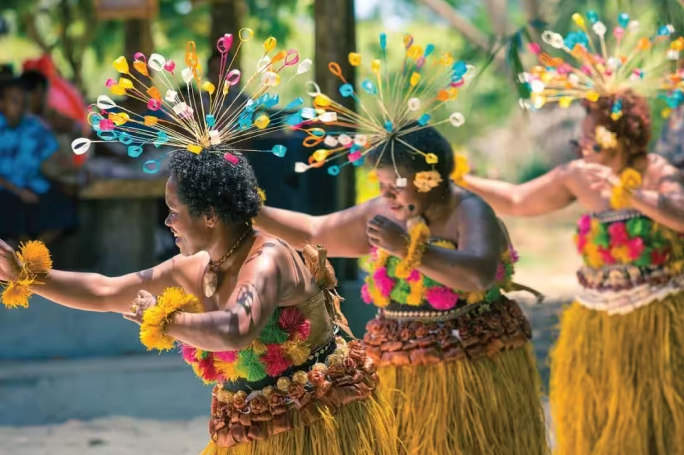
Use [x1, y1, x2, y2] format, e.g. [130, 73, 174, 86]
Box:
[203, 226, 253, 298]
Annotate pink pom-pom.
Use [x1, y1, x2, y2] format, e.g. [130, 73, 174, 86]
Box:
[372, 267, 395, 297]
[361, 284, 373, 304]
[598, 247, 616, 265]
[425, 287, 459, 311]
[608, 222, 629, 247]
[214, 350, 237, 363]
[224, 152, 239, 164]
[262, 344, 291, 377]
[181, 345, 196, 363]
[528, 43, 541, 55]
[578, 214, 592, 235]
[510, 247, 520, 263]
[626, 237, 645, 260]
[495, 263, 506, 281]
[406, 269, 421, 283]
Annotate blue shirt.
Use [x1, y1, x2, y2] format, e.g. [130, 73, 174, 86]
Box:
[0, 113, 59, 194]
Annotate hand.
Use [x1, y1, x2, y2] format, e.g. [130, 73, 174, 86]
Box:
[577, 163, 620, 191]
[366, 215, 409, 257]
[0, 239, 21, 282]
[122, 290, 158, 325]
[17, 189, 39, 204]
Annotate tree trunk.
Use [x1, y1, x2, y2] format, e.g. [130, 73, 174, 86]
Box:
[209, 0, 245, 60]
[314, 0, 357, 281]
[124, 19, 154, 58]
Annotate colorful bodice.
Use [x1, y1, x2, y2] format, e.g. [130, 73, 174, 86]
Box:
[179, 292, 334, 385]
[360, 240, 518, 312]
[575, 211, 684, 271]
[574, 210, 684, 314]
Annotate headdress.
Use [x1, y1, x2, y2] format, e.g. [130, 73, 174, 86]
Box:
[292, 33, 474, 192]
[519, 11, 683, 119]
[70, 29, 312, 173]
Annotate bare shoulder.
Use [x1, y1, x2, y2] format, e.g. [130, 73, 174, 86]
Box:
[454, 192, 497, 222]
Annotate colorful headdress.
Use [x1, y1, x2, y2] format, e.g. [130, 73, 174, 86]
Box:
[70, 29, 312, 173]
[520, 11, 684, 119]
[293, 33, 474, 192]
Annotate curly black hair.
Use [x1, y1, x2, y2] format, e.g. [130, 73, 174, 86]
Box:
[168, 148, 261, 225]
[368, 123, 455, 179]
[18, 70, 48, 92]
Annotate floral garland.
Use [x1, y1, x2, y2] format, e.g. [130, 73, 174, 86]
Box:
[361, 240, 518, 311]
[574, 214, 684, 270]
[610, 168, 642, 210]
[1, 241, 52, 309]
[180, 305, 312, 384]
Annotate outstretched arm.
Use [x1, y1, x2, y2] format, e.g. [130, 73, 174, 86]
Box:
[255, 199, 376, 258]
[0, 239, 183, 313]
[465, 165, 576, 217]
[161, 250, 282, 351]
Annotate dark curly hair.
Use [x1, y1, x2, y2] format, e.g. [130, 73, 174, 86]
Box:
[368, 123, 455, 179]
[168, 148, 261, 225]
[584, 90, 651, 163]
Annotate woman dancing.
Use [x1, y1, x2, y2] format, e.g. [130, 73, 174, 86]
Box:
[255, 33, 548, 455]
[0, 32, 396, 455]
[465, 12, 684, 455]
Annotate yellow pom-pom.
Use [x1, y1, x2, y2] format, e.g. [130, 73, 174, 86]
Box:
[407, 278, 424, 306]
[277, 376, 291, 391]
[1, 281, 33, 309]
[257, 187, 267, 206]
[17, 241, 52, 275]
[292, 371, 308, 384]
[214, 360, 239, 382]
[250, 339, 268, 355]
[139, 287, 203, 351]
[396, 221, 430, 278]
[282, 337, 311, 366]
[450, 154, 470, 187]
[610, 168, 642, 210]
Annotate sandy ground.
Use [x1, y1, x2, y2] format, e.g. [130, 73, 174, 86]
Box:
[0, 213, 576, 455]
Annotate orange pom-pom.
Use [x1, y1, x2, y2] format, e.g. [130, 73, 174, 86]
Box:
[1, 281, 33, 309]
[17, 241, 52, 275]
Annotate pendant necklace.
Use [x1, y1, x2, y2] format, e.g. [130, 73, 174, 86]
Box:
[203, 227, 252, 298]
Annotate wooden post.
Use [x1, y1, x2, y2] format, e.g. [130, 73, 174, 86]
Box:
[313, 0, 357, 281]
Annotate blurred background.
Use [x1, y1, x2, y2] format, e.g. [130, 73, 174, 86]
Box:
[1, 0, 684, 453]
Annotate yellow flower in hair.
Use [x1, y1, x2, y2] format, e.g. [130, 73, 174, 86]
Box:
[595, 126, 618, 150]
[414, 171, 443, 192]
[451, 154, 470, 187]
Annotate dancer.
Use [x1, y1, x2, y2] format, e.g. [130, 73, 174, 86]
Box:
[464, 12, 684, 455]
[255, 33, 548, 455]
[0, 31, 395, 455]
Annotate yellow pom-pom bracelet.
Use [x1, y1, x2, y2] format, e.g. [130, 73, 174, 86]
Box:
[610, 168, 642, 210]
[139, 287, 204, 351]
[1, 241, 52, 309]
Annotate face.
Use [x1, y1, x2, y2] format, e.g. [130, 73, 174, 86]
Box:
[28, 86, 47, 114]
[375, 166, 433, 221]
[1, 86, 26, 127]
[579, 114, 619, 165]
[164, 176, 215, 256]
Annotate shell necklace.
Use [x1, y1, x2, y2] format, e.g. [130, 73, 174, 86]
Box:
[203, 227, 253, 298]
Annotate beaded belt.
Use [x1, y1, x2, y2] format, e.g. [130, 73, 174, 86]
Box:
[380, 303, 477, 323]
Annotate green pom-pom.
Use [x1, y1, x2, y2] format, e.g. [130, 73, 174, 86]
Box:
[423, 275, 440, 288]
[235, 348, 267, 381]
[633, 247, 653, 267]
[626, 218, 650, 237]
[257, 311, 289, 344]
[390, 280, 411, 303]
[385, 256, 400, 277]
[594, 224, 610, 248]
[485, 288, 500, 302]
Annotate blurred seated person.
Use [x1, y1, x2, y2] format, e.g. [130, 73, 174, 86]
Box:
[19, 70, 86, 192]
[0, 78, 78, 246]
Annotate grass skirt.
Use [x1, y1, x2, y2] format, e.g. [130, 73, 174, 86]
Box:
[379, 345, 548, 455]
[550, 294, 684, 455]
[199, 389, 396, 455]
